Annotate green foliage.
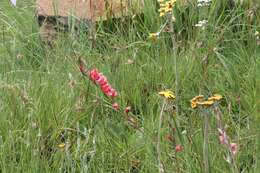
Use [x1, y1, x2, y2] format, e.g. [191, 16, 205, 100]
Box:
[0, 0, 260, 172]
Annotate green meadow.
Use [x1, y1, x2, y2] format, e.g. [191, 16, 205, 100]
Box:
[0, 0, 260, 172]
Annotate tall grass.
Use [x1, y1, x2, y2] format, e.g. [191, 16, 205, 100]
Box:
[0, 0, 260, 172]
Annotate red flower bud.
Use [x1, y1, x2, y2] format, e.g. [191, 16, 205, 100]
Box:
[175, 145, 183, 153]
[124, 106, 131, 114]
[112, 102, 120, 111]
[230, 143, 238, 156]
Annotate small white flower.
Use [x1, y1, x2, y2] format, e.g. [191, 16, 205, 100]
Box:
[10, 0, 16, 6]
[195, 20, 208, 29]
[197, 0, 211, 7]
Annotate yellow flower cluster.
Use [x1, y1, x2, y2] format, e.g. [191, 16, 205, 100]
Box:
[148, 32, 160, 42]
[158, 90, 176, 99]
[191, 94, 223, 109]
[158, 0, 177, 17]
[58, 143, 66, 148]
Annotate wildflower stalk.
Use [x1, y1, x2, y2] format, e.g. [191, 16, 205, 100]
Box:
[157, 98, 166, 173]
[214, 107, 239, 173]
[203, 110, 210, 173]
[172, 116, 184, 144]
[167, 12, 178, 117]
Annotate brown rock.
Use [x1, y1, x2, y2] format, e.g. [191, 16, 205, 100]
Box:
[36, 0, 143, 46]
[36, 0, 144, 21]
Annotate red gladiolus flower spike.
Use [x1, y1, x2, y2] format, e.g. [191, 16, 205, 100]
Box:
[88, 69, 118, 99]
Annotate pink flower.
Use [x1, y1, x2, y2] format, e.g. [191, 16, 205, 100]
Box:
[218, 128, 228, 145]
[124, 106, 131, 114]
[230, 143, 238, 156]
[112, 102, 120, 111]
[88, 69, 118, 99]
[175, 145, 183, 153]
[89, 69, 99, 81]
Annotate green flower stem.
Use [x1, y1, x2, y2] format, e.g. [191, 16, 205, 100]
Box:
[203, 111, 210, 173]
[157, 98, 166, 173]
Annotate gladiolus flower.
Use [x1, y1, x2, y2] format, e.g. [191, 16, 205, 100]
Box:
[230, 143, 238, 156]
[218, 128, 228, 145]
[175, 144, 183, 152]
[88, 69, 118, 99]
[112, 102, 120, 111]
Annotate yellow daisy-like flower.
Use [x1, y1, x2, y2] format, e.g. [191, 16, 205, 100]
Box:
[191, 101, 197, 109]
[208, 94, 223, 101]
[158, 0, 176, 17]
[191, 94, 223, 109]
[58, 143, 66, 149]
[160, 11, 166, 17]
[191, 95, 204, 102]
[196, 100, 215, 107]
[148, 32, 160, 42]
[164, 6, 172, 13]
[158, 90, 175, 99]
[190, 95, 204, 109]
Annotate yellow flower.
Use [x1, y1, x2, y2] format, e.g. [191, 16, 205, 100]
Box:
[191, 95, 204, 102]
[191, 94, 223, 109]
[158, 0, 176, 17]
[148, 32, 160, 42]
[208, 94, 223, 101]
[158, 7, 166, 17]
[160, 11, 166, 17]
[190, 95, 204, 108]
[164, 6, 172, 13]
[58, 143, 66, 148]
[196, 100, 215, 107]
[159, 90, 175, 99]
[191, 102, 197, 109]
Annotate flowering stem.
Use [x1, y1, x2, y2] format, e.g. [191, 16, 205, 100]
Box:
[172, 116, 184, 144]
[231, 153, 239, 173]
[214, 107, 239, 173]
[203, 111, 210, 173]
[157, 99, 166, 173]
[167, 14, 179, 117]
